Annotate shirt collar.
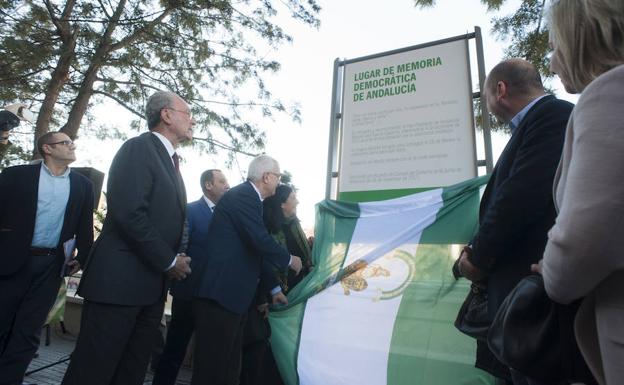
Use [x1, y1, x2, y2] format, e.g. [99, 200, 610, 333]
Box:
[510, 94, 548, 133]
[151, 131, 176, 158]
[249, 180, 263, 201]
[202, 195, 216, 210]
[41, 160, 70, 178]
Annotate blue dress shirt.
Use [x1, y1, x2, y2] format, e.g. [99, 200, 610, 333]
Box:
[31, 162, 71, 248]
[510, 94, 548, 134]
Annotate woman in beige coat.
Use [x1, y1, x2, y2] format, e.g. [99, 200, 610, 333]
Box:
[539, 1, 624, 384]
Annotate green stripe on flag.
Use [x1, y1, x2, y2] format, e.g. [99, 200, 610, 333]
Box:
[338, 187, 434, 202]
[270, 176, 494, 385]
[387, 176, 494, 385]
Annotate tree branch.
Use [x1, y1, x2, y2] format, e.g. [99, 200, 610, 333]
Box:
[97, 0, 112, 19]
[92, 89, 145, 119]
[109, 7, 175, 51]
[192, 136, 259, 157]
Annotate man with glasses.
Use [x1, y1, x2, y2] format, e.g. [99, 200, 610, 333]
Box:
[62, 91, 193, 385]
[0, 131, 94, 385]
[191, 154, 302, 385]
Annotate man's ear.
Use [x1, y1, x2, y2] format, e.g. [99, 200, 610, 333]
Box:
[161, 108, 172, 125]
[496, 80, 507, 100]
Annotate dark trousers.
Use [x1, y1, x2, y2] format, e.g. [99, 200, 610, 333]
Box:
[0, 252, 62, 385]
[191, 298, 246, 385]
[240, 341, 267, 385]
[259, 346, 285, 385]
[61, 299, 164, 385]
[510, 369, 555, 385]
[240, 305, 270, 385]
[152, 297, 194, 385]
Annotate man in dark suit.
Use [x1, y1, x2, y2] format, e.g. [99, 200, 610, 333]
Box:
[0, 131, 94, 385]
[62, 91, 193, 385]
[191, 155, 302, 385]
[456, 59, 573, 385]
[152, 169, 230, 385]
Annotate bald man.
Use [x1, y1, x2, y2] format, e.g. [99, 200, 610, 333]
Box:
[455, 59, 573, 385]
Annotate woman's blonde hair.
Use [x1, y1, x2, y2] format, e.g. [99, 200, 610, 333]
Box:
[549, 0, 624, 91]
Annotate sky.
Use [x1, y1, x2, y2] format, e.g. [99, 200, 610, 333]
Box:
[71, 0, 577, 230]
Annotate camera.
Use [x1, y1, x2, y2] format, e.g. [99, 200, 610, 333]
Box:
[0, 110, 20, 132]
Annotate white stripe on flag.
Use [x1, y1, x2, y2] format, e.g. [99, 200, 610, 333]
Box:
[297, 189, 444, 385]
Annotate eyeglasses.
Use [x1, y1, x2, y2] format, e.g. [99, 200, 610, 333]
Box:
[47, 140, 74, 146]
[267, 172, 282, 181]
[165, 107, 193, 119]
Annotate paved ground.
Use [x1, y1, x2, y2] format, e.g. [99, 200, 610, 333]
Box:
[24, 324, 192, 385]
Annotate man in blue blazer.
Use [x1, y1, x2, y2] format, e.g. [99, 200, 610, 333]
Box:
[191, 155, 302, 385]
[456, 59, 574, 384]
[152, 169, 230, 385]
[62, 91, 193, 385]
[0, 131, 94, 385]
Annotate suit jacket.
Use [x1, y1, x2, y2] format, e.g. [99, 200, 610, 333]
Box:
[170, 197, 212, 300]
[0, 163, 94, 276]
[469, 95, 574, 319]
[194, 181, 290, 314]
[78, 132, 186, 306]
[542, 65, 624, 385]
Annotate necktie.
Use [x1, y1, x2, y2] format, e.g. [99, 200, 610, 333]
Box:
[172, 153, 180, 174]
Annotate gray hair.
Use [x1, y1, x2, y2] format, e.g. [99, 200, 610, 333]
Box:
[145, 91, 177, 130]
[247, 154, 279, 182]
[548, 0, 624, 92]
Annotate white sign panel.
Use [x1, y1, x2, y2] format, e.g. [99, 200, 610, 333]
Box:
[338, 39, 476, 193]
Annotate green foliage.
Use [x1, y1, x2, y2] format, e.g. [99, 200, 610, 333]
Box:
[281, 169, 293, 185]
[491, 0, 549, 76]
[415, 0, 549, 79]
[0, 0, 321, 165]
[415, 0, 549, 133]
[0, 141, 31, 168]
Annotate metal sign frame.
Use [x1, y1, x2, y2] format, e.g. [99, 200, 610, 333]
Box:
[325, 26, 493, 199]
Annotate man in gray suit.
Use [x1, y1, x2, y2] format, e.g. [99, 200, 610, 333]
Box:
[62, 91, 193, 385]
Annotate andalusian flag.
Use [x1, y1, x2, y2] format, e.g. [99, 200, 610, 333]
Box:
[269, 176, 495, 385]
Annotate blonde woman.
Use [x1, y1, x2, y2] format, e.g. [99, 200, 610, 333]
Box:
[538, 1, 624, 384]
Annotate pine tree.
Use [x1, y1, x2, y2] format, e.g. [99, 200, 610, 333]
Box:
[0, 0, 320, 163]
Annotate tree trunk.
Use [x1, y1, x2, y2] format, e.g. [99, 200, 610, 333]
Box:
[61, 0, 128, 140]
[32, 0, 78, 159]
[61, 58, 105, 140]
[32, 34, 77, 158]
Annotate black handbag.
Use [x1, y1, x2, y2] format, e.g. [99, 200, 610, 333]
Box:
[486, 274, 595, 384]
[454, 282, 490, 341]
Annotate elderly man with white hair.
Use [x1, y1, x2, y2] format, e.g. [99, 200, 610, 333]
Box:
[191, 154, 302, 385]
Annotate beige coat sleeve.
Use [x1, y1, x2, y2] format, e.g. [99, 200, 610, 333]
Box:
[542, 65, 624, 304]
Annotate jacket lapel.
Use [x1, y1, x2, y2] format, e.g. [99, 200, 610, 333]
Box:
[513, 95, 554, 136]
[25, 164, 42, 240]
[148, 133, 186, 211]
[199, 198, 212, 223]
[58, 171, 81, 246]
[479, 96, 556, 220]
